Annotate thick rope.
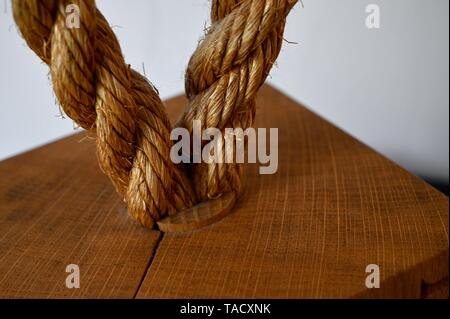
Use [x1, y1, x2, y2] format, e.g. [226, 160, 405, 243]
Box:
[12, 0, 297, 228]
[178, 0, 298, 201]
[12, 0, 197, 228]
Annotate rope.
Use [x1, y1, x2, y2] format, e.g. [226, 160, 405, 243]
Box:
[178, 0, 297, 201]
[12, 0, 197, 229]
[12, 0, 297, 228]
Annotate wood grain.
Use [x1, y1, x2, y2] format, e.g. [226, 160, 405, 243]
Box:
[157, 192, 237, 233]
[137, 85, 449, 298]
[0, 134, 161, 298]
[0, 85, 448, 298]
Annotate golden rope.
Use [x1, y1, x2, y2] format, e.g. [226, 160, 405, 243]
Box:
[12, 0, 297, 228]
[178, 0, 297, 201]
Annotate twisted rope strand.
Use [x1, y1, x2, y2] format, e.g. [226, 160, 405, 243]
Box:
[178, 0, 297, 201]
[13, 0, 197, 228]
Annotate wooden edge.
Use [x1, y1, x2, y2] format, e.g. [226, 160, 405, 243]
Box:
[157, 192, 236, 233]
[423, 276, 449, 299]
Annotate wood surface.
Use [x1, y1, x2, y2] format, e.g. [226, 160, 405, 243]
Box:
[157, 192, 237, 233]
[0, 133, 161, 298]
[0, 85, 448, 298]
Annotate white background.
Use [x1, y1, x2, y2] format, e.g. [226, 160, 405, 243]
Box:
[0, 0, 448, 183]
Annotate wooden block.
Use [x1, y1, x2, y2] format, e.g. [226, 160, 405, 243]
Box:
[0, 85, 448, 298]
[0, 134, 161, 298]
[136, 86, 449, 299]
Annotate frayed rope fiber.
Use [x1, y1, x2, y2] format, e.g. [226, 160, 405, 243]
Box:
[12, 0, 298, 229]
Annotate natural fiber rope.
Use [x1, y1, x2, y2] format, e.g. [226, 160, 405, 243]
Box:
[12, 0, 297, 228]
[178, 0, 298, 201]
[12, 0, 197, 229]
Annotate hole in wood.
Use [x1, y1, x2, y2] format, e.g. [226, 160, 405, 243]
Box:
[157, 192, 237, 233]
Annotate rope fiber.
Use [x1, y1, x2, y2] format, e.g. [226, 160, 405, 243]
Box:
[12, 0, 297, 228]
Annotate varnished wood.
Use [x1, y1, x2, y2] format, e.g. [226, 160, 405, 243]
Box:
[0, 134, 161, 298]
[0, 85, 448, 298]
[137, 85, 449, 299]
[157, 192, 237, 233]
